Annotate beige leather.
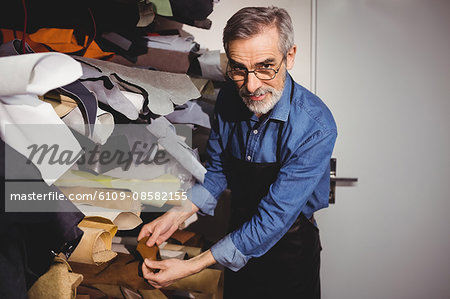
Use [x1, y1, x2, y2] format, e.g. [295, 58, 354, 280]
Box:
[68, 217, 118, 265]
[39, 90, 78, 118]
[28, 256, 83, 299]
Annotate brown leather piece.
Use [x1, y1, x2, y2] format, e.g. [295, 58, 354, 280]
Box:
[70, 252, 223, 297]
[76, 284, 116, 299]
[136, 237, 160, 261]
[120, 286, 143, 299]
[169, 229, 196, 245]
[70, 253, 152, 291]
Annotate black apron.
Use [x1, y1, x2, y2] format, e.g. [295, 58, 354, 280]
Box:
[223, 80, 322, 299]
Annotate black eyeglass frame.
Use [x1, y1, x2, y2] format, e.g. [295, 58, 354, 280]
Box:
[226, 59, 285, 82]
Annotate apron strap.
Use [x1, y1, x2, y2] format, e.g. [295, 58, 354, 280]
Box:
[276, 121, 284, 162]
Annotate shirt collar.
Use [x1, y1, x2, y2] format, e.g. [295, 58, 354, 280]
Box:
[268, 72, 292, 122]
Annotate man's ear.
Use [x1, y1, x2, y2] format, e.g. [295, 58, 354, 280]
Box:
[286, 45, 297, 70]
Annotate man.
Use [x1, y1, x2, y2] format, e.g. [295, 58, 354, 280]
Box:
[138, 6, 337, 298]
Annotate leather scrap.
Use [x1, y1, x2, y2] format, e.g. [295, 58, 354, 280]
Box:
[137, 236, 160, 263]
[68, 217, 118, 265]
[169, 229, 196, 245]
[28, 257, 83, 299]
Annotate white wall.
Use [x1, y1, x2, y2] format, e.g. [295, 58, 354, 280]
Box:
[183, 0, 314, 90]
[316, 0, 450, 298]
[185, 1, 450, 298]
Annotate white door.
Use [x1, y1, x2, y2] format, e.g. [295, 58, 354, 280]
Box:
[315, 1, 450, 298]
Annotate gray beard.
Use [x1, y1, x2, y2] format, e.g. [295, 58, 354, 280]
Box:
[239, 86, 284, 115]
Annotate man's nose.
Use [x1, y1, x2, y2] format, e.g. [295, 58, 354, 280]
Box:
[245, 72, 262, 94]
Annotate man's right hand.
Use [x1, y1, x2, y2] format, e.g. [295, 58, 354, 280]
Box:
[137, 200, 199, 247]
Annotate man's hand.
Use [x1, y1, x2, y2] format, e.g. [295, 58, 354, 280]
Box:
[138, 200, 199, 247]
[142, 250, 216, 288]
[142, 258, 194, 288]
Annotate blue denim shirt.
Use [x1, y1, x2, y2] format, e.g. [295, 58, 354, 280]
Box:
[188, 73, 337, 271]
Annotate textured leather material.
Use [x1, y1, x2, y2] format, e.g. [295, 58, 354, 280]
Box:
[68, 218, 118, 265]
[70, 253, 152, 291]
[70, 251, 223, 297]
[137, 237, 160, 262]
[28, 257, 83, 299]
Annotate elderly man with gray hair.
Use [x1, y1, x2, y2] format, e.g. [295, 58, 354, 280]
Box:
[139, 6, 337, 298]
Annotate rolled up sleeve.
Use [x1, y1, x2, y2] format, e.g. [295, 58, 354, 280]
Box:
[210, 234, 250, 272]
[188, 183, 217, 216]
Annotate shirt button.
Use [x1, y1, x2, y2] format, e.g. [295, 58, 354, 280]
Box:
[247, 156, 251, 161]
[253, 129, 258, 134]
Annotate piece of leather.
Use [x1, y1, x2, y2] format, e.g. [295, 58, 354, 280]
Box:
[79, 217, 118, 237]
[39, 91, 78, 118]
[159, 243, 201, 259]
[70, 253, 223, 295]
[62, 105, 115, 145]
[76, 284, 116, 299]
[68, 219, 118, 266]
[0, 95, 84, 186]
[56, 169, 180, 209]
[73, 205, 143, 231]
[136, 0, 155, 27]
[120, 286, 143, 299]
[70, 253, 152, 291]
[136, 237, 160, 263]
[169, 229, 195, 245]
[146, 35, 198, 53]
[197, 50, 225, 82]
[78, 77, 139, 121]
[137, 289, 168, 299]
[58, 80, 98, 137]
[163, 268, 223, 295]
[146, 116, 206, 182]
[165, 99, 213, 129]
[28, 257, 83, 299]
[0, 38, 34, 57]
[110, 47, 191, 74]
[0, 39, 100, 139]
[0, 51, 82, 96]
[165, 0, 213, 27]
[0, 28, 114, 59]
[74, 56, 201, 116]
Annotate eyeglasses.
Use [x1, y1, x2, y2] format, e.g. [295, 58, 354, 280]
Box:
[226, 60, 284, 82]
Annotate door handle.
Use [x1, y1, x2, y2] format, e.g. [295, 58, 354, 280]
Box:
[329, 158, 357, 204]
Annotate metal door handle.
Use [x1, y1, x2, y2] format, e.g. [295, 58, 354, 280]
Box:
[329, 158, 357, 203]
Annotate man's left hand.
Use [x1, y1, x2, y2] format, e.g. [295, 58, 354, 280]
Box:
[141, 249, 217, 288]
[142, 258, 194, 288]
